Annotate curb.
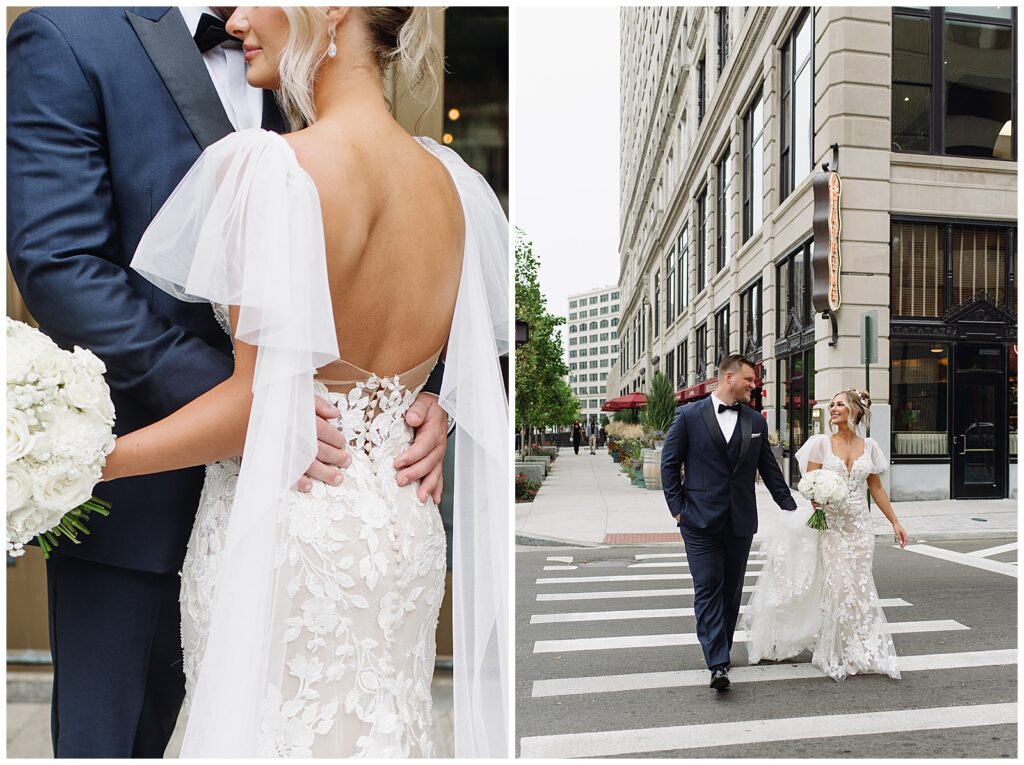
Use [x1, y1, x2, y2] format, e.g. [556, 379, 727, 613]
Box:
[514, 534, 602, 548]
[7, 673, 52, 704]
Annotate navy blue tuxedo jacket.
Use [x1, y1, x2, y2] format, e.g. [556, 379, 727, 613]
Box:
[660, 397, 795, 537]
[6, 7, 289, 573]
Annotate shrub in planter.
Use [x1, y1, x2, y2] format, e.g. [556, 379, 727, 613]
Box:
[515, 472, 541, 502]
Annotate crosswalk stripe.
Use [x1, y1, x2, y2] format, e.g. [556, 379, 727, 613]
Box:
[533, 620, 968, 653]
[537, 586, 756, 602]
[633, 551, 766, 560]
[630, 560, 765, 568]
[530, 648, 1017, 697]
[518, 702, 1018, 758]
[537, 571, 762, 585]
[543, 565, 578, 571]
[529, 598, 911, 624]
[968, 542, 1018, 558]
[901, 544, 1019, 578]
[547, 556, 575, 563]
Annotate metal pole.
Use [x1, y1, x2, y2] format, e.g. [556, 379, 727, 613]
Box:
[865, 313, 872, 510]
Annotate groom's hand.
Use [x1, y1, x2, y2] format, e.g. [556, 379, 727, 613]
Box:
[396, 392, 448, 504]
[297, 395, 351, 492]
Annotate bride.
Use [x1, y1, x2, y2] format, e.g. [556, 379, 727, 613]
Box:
[100, 7, 507, 757]
[743, 389, 908, 682]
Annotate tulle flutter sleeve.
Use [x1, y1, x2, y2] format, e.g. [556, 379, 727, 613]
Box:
[132, 129, 339, 755]
[794, 433, 830, 475]
[864, 437, 890, 474]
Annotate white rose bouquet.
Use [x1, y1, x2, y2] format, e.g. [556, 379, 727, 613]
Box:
[797, 469, 847, 531]
[7, 319, 115, 558]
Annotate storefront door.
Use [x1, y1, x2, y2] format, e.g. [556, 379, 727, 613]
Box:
[952, 345, 1007, 499]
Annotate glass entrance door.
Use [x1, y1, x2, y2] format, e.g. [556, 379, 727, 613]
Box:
[952, 345, 1006, 499]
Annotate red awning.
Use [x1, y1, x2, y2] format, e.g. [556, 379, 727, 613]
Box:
[601, 392, 647, 411]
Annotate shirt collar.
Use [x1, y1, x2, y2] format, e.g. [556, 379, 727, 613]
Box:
[709, 391, 729, 412]
[179, 7, 218, 38]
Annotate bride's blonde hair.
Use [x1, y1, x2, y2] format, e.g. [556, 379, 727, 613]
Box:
[277, 7, 440, 131]
[830, 389, 872, 433]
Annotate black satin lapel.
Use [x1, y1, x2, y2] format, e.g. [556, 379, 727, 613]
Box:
[126, 8, 235, 150]
[700, 398, 731, 468]
[734, 407, 752, 475]
[261, 90, 287, 134]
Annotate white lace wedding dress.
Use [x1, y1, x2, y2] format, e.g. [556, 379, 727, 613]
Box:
[133, 129, 509, 757]
[743, 434, 900, 682]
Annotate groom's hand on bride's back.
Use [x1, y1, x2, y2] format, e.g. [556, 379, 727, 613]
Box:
[296, 395, 351, 492]
[395, 392, 448, 505]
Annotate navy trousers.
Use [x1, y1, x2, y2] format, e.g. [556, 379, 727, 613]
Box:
[681, 522, 754, 670]
[46, 554, 184, 757]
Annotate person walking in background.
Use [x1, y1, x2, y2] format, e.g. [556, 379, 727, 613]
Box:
[588, 420, 598, 454]
[571, 421, 583, 455]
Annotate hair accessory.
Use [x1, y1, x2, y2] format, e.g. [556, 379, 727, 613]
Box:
[327, 28, 337, 58]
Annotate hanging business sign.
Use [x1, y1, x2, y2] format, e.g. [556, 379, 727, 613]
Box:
[811, 170, 842, 315]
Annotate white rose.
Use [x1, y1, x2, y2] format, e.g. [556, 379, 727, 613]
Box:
[47, 411, 111, 464]
[7, 460, 33, 512]
[32, 459, 95, 513]
[72, 346, 106, 377]
[7, 409, 36, 464]
[32, 345, 67, 384]
[7, 335, 34, 382]
[63, 370, 107, 415]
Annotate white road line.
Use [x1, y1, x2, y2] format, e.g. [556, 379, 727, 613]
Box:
[533, 620, 968, 653]
[518, 703, 1018, 758]
[543, 565, 578, 571]
[529, 598, 911, 624]
[633, 551, 766, 560]
[901, 544, 1019, 578]
[630, 560, 765, 569]
[531, 649, 1017, 697]
[546, 556, 574, 563]
[537, 571, 763, 585]
[537, 586, 757, 602]
[968, 542, 1018, 558]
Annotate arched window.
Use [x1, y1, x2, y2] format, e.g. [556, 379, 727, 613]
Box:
[600, 319, 609, 328]
[589, 321, 598, 330]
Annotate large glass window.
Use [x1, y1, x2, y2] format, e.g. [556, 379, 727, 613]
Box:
[891, 222, 945, 318]
[653, 269, 661, 338]
[952, 225, 1009, 306]
[678, 340, 688, 387]
[697, 191, 708, 291]
[676, 226, 689, 314]
[743, 89, 765, 242]
[714, 306, 730, 365]
[777, 346, 815, 487]
[665, 248, 675, 326]
[780, 10, 813, 200]
[777, 241, 812, 337]
[740, 280, 763, 356]
[697, 55, 706, 124]
[891, 342, 950, 456]
[695, 324, 708, 382]
[665, 349, 675, 391]
[716, 145, 733, 271]
[892, 7, 1016, 159]
[717, 7, 730, 76]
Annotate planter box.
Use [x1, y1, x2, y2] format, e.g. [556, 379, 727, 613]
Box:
[515, 462, 545, 484]
[534, 446, 558, 460]
[524, 455, 551, 475]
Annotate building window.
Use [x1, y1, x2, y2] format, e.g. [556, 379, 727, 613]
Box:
[673, 227, 687, 316]
[665, 247, 675, 326]
[743, 88, 765, 242]
[590, 296, 598, 304]
[569, 300, 577, 308]
[891, 342, 950, 456]
[777, 240, 812, 338]
[600, 332, 609, 341]
[611, 317, 619, 327]
[569, 350, 577, 358]
[600, 293, 609, 302]
[600, 305, 609, 315]
[891, 222, 945, 318]
[892, 7, 1016, 159]
[714, 305, 731, 364]
[740, 279, 763, 356]
[589, 321, 598, 330]
[654, 269, 661, 338]
[678, 340, 689, 387]
[697, 191, 707, 291]
[717, 7, 730, 76]
[952, 225, 1012, 307]
[695, 324, 708, 381]
[612, 291, 619, 300]
[697, 55, 706, 124]
[612, 303, 619, 312]
[590, 308, 598, 317]
[600, 320, 609, 329]
[569, 311, 577, 320]
[716, 145, 733, 271]
[780, 10, 813, 200]
[590, 360, 598, 369]
[569, 337, 577, 346]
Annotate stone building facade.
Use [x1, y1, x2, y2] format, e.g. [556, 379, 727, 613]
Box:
[567, 285, 621, 424]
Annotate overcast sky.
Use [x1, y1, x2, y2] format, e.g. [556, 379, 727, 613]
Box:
[514, 7, 620, 321]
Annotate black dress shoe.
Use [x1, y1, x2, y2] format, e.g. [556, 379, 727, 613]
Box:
[710, 666, 730, 690]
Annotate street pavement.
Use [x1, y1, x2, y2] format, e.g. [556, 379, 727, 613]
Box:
[516, 539, 1017, 758]
[516, 447, 1018, 546]
[6, 671, 454, 758]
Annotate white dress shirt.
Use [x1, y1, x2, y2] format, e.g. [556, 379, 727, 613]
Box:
[180, 7, 265, 131]
[709, 392, 738, 442]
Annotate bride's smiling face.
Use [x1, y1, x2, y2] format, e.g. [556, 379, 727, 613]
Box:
[226, 7, 291, 89]
[829, 395, 850, 424]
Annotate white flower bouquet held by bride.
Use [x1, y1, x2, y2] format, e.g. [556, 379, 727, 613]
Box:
[797, 469, 847, 531]
[7, 319, 114, 558]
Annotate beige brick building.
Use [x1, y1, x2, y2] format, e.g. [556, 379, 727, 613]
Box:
[618, 6, 1016, 500]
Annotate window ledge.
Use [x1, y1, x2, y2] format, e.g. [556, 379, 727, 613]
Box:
[890, 152, 1018, 176]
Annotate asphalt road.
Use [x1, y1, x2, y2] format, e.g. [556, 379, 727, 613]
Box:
[515, 538, 1018, 759]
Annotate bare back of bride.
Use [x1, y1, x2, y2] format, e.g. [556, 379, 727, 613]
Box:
[117, 7, 507, 758]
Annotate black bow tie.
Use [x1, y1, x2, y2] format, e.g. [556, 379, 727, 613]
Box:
[718, 402, 742, 413]
[194, 13, 242, 53]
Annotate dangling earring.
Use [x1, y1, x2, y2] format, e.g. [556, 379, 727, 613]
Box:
[327, 28, 337, 58]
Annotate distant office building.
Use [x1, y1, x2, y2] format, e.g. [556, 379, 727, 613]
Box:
[566, 285, 621, 424]
[619, 7, 1016, 500]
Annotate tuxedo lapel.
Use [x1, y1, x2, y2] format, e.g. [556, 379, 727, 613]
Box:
[261, 90, 288, 134]
[126, 8, 235, 150]
[733, 406, 752, 476]
[699, 397, 731, 468]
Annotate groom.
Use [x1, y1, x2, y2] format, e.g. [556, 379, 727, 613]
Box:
[661, 354, 795, 690]
[8, 7, 449, 757]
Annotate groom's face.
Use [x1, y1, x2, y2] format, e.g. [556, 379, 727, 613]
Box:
[723, 364, 756, 404]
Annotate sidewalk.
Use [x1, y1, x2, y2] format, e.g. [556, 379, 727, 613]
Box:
[515, 447, 1017, 547]
[6, 671, 454, 757]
